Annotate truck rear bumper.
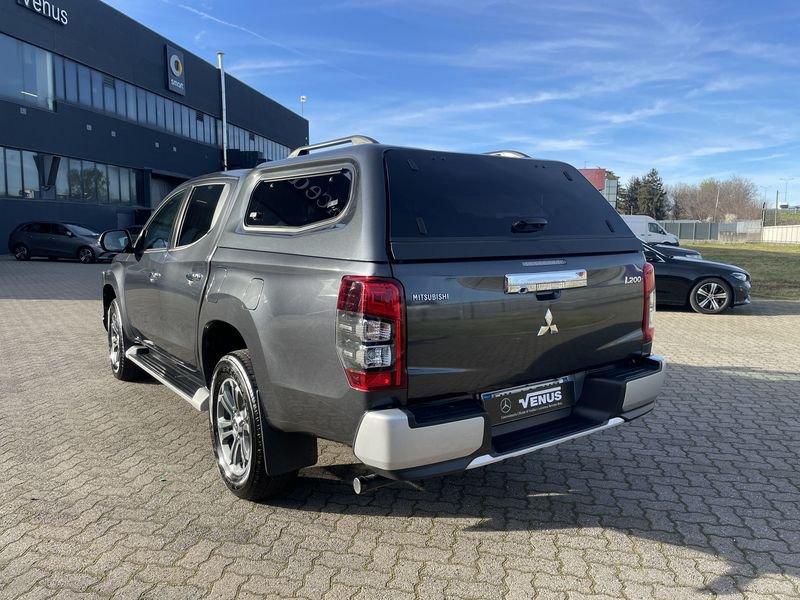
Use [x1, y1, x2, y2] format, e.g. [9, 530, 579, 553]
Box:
[352, 355, 666, 478]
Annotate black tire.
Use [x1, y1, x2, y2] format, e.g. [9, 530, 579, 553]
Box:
[689, 277, 732, 314]
[209, 350, 297, 501]
[12, 244, 30, 261]
[77, 246, 96, 264]
[107, 299, 144, 381]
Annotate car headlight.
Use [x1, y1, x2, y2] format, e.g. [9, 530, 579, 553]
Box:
[731, 272, 748, 281]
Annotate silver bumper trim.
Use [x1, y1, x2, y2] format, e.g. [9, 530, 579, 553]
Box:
[466, 417, 625, 470]
[622, 355, 666, 411]
[353, 409, 484, 471]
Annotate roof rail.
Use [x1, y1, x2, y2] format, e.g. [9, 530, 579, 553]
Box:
[289, 135, 379, 158]
[484, 150, 531, 159]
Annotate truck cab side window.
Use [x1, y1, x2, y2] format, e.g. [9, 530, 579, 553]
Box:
[141, 191, 185, 250]
[245, 171, 352, 229]
[177, 184, 226, 247]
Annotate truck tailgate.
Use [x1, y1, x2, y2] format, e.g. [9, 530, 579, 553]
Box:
[392, 253, 645, 400]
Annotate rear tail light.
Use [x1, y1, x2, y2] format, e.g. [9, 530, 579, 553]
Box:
[336, 276, 406, 391]
[642, 262, 656, 344]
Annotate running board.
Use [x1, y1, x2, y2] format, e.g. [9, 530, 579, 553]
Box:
[126, 346, 209, 411]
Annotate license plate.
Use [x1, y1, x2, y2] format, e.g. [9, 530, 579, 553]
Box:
[482, 378, 573, 425]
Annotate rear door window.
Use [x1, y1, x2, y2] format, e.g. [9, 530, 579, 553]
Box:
[176, 184, 226, 247]
[244, 171, 352, 230]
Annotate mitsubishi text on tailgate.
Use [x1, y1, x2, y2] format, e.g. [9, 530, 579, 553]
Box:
[99, 136, 666, 500]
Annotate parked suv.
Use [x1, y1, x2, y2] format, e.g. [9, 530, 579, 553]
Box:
[9, 221, 107, 263]
[100, 136, 666, 500]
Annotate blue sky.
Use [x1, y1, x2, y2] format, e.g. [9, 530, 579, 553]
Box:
[106, 0, 800, 196]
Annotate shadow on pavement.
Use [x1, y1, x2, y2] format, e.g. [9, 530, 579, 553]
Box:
[273, 363, 800, 596]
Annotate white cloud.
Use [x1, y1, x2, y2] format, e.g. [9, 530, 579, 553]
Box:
[599, 101, 671, 125]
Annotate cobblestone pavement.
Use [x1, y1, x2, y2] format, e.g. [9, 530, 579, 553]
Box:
[1, 256, 799, 600]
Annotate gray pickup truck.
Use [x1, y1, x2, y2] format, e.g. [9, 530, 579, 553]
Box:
[100, 136, 666, 500]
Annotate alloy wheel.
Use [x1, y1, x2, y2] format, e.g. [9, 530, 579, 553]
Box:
[78, 248, 94, 263]
[214, 377, 252, 484]
[108, 306, 122, 372]
[13, 245, 29, 260]
[696, 281, 728, 312]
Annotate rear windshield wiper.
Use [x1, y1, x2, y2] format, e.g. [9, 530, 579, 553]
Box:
[511, 217, 548, 233]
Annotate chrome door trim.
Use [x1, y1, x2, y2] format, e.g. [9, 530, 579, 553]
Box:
[504, 269, 587, 294]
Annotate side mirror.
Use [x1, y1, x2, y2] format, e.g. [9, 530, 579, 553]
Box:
[100, 229, 132, 254]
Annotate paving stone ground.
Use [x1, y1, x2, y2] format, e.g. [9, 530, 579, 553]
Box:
[0, 256, 799, 600]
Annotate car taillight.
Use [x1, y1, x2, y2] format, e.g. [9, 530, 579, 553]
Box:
[336, 276, 406, 391]
[643, 262, 656, 344]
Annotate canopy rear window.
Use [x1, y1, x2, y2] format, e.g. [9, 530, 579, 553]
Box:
[385, 149, 636, 260]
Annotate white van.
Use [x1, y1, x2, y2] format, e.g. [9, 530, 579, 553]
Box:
[621, 215, 679, 245]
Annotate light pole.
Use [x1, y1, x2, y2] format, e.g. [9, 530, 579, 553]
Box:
[299, 95, 307, 117]
[779, 177, 795, 226]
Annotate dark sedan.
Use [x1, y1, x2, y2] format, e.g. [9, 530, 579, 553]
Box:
[643, 243, 751, 314]
[8, 222, 113, 263]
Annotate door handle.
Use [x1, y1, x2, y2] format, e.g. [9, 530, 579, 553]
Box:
[186, 272, 204, 283]
[148, 271, 162, 283]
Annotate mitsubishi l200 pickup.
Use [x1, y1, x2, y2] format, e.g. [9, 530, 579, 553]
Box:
[100, 136, 666, 500]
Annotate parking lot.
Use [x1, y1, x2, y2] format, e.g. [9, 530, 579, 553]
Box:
[1, 256, 799, 600]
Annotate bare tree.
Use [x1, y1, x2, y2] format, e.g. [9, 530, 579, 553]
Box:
[665, 176, 760, 221]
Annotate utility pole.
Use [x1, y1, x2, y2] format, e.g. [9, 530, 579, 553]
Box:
[775, 190, 779, 226]
[779, 177, 795, 225]
[713, 187, 720, 223]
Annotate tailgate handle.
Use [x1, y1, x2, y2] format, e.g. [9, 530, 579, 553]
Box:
[504, 270, 587, 294]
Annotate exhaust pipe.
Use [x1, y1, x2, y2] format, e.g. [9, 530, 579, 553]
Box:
[352, 473, 425, 495]
[352, 473, 394, 495]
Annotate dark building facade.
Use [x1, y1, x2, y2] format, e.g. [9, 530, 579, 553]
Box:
[0, 0, 308, 250]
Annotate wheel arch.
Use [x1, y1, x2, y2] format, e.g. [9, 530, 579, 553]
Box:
[102, 284, 116, 330]
[201, 320, 248, 387]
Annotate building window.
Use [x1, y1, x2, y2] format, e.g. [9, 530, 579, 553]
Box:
[67, 158, 82, 200]
[173, 102, 182, 136]
[119, 168, 131, 204]
[53, 55, 65, 100]
[21, 151, 40, 198]
[0, 33, 54, 110]
[91, 70, 103, 110]
[95, 164, 109, 203]
[108, 166, 121, 204]
[164, 98, 174, 132]
[64, 60, 78, 103]
[55, 158, 69, 199]
[181, 105, 190, 138]
[125, 83, 137, 121]
[5, 149, 22, 197]
[0, 148, 6, 197]
[114, 79, 126, 118]
[77, 65, 92, 106]
[136, 88, 147, 124]
[146, 92, 157, 126]
[129, 169, 137, 204]
[156, 95, 166, 129]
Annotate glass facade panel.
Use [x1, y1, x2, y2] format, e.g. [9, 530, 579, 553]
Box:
[55, 157, 69, 199]
[107, 166, 120, 204]
[189, 109, 198, 140]
[164, 99, 174, 132]
[64, 59, 78, 102]
[67, 158, 82, 199]
[21, 44, 53, 110]
[146, 92, 157, 125]
[53, 55, 65, 100]
[77, 65, 91, 106]
[126, 83, 137, 121]
[0, 34, 22, 105]
[156, 95, 166, 129]
[103, 81, 115, 113]
[129, 170, 137, 205]
[173, 102, 182, 136]
[95, 164, 108, 203]
[119, 168, 131, 203]
[21, 151, 40, 198]
[0, 148, 5, 197]
[136, 88, 147, 123]
[181, 105, 190, 136]
[6, 149, 22, 197]
[81, 161, 96, 202]
[90, 69, 103, 109]
[115, 80, 126, 117]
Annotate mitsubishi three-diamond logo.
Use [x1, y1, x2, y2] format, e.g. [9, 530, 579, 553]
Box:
[537, 309, 559, 336]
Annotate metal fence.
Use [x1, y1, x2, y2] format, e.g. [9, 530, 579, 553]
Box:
[657, 220, 763, 243]
[761, 224, 800, 244]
